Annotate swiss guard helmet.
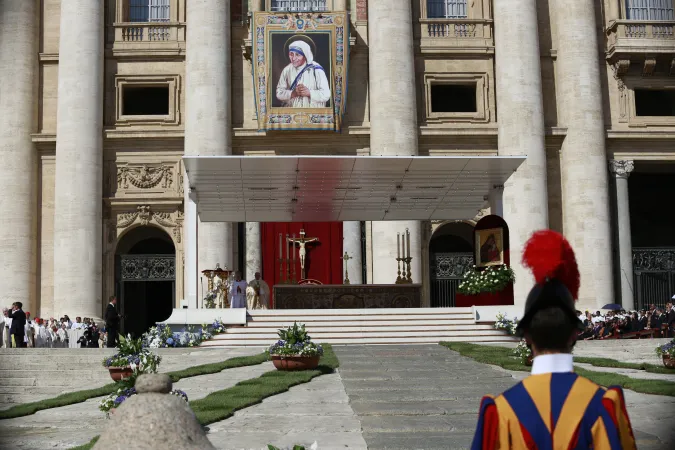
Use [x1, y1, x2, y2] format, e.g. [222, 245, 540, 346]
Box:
[514, 230, 584, 337]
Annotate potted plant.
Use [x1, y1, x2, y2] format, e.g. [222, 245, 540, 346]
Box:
[655, 339, 675, 369]
[268, 322, 324, 371]
[513, 339, 533, 366]
[458, 264, 516, 296]
[494, 312, 518, 336]
[102, 335, 162, 381]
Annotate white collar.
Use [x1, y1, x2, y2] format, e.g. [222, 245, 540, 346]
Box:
[531, 353, 574, 375]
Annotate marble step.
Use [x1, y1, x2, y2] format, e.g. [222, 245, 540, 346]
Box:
[245, 318, 478, 327]
[248, 313, 475, 322]
[215, 329, 507, 339]
[201, 335, 516, 347]
[247, 307, 474, 317]
[0, 377, 36, 387]
[230, 325, 503, 336]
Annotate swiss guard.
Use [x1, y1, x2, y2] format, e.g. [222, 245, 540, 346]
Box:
[471, 230, 637, 450]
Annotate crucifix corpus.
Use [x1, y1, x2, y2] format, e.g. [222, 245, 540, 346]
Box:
[288, 229, 319, 280]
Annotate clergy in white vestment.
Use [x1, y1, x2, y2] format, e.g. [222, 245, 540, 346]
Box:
[229, 271, 248, 309]
[247, 272, 271, 310]
[276, 40, 331, 108]
[0, 311, 5, 348]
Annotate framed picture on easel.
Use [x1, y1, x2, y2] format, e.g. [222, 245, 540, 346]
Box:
[475, 227, 504, 267]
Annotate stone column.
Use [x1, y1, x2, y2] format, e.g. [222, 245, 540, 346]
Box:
[343, 222, 363, 284]
[608, 0, 622, 22]
[368, 0, 421, 284]
[493, 0, 548, 303]
[184, 178, 199, 308]
[488, 185, 504, 218]
[334, 0, 348, 10]
[609, 160, 635, 311]
[0, 1, 38, 313]
[53, 0, 104, 319]
[185, 0, 234, 290]
[553, 0, 614, 309]
[249, 0, 262, 12]
[245, 222, 262, 282]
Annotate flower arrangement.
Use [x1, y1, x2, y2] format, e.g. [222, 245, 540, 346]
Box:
[494, 313, 519, 336]
[142, 320, 226, 348]
[99, 386, 188, 417]
[102, 335, 161, 373]
[268, 322, 324, 357]
[204, 288, 218, 309]
[457, 264, 515, 296]
[655, 339, 675, 359]
[513, 339, 532, 365]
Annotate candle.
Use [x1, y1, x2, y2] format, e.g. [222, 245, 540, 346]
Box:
[279, 233, 282, 257]
[406, 228, 411, 260]
[292, 233, 296, 263]
[401, 232, 406, 260]
[397, 233, 400, 259]
[286, 234, 289, 261]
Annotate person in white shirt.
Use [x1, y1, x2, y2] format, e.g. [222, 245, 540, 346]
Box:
[229, 271, 248, 309]
[71, 317, 84, 330]
[2, 309, 12, 349]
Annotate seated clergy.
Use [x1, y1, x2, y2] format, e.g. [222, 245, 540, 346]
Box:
[247, 272, 270, 310]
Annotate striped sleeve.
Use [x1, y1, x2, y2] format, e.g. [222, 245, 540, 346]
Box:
[471, 395, 499, 450]
[602, 386, 637, 450]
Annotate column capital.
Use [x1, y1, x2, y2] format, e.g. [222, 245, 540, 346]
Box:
[609, 160, 634, 179]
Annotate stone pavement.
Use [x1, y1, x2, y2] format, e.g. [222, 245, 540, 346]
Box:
[334, 344, 675, 450]
[334, 345, 516, 450]
[0, 360, 273, 450]
[206, 372, 367, 450]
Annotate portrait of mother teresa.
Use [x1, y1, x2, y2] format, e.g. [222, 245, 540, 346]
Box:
[276, 38, 331, 108]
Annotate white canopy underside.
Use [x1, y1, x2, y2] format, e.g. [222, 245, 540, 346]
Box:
[183, 155, 526, 222]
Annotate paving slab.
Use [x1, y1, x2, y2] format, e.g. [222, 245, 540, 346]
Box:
[206, 372, 367, 450]
[0, 361, 272, 450]
[335, 344, 674, 450]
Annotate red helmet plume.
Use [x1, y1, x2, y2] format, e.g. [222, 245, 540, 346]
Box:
[521, 230, 580, 300]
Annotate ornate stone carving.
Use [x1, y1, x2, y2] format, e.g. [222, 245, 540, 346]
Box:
[115, 205, 183, 243]
[608, 160, 634, 179]
[643, 58, 656, 77]
[612, 61, 629, 120]
[119, 255, 176, 281]
[117, 165, 173, 190]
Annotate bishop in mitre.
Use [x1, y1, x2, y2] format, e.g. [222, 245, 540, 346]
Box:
[229, 271, 248, 309]
[247, 272, 270, 310]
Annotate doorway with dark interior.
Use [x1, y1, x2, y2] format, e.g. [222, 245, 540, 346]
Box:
[429, 221, 475, 307]
[115, 226, 175, 338]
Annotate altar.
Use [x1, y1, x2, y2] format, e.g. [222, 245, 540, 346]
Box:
[273, 284, 422, 309]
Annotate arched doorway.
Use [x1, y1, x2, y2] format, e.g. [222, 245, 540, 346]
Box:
[115, 226, 175, 337]
[429, 222, 475, 307]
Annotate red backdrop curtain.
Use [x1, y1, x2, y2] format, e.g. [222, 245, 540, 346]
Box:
[261, 222, 343, 307]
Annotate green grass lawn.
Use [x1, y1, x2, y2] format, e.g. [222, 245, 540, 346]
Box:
[440, 342, 675, 397]
[0, 352, 270, 420]
[70, 345, 339, 450]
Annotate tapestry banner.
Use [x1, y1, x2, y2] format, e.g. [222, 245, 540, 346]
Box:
[252, 12, 349, 132]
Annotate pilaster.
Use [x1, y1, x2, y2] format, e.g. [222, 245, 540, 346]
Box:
[342, 222, 363, 284]
[609, 159, 635, 311]
[53, 0, 104, 319]
[245, 222, 262, 282]
[0, 0, 38, 314]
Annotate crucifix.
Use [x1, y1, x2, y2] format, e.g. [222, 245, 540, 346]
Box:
[288, 229, 319, 280]
[341, 251, 353, 285]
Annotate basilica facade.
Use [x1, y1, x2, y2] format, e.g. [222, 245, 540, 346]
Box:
[1, 0, 674, 329]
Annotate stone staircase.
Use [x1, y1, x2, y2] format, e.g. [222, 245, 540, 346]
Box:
[201, 307, 515, 347]
[0, 348, 116, 407]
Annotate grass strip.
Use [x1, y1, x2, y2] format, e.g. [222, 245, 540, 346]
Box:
[440, 342, 675, 397]
[70, 345, 339, 450]
[574, 356, 673, 375]
[0, 352, 269, 420]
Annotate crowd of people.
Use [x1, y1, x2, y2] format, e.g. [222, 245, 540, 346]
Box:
[1, 301, 106, 348]
[577, 301, 675, 340]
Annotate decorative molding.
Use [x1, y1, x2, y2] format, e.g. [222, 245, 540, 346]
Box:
[112, 205, 183, 243]
[608, 160, 635, 179]
[117, 164, 173, 190]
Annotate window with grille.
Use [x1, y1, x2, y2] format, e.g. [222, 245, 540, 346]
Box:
[427, 0, 468, 19]
[625, 0, 675, 20]
[129, 0, 170, 23]
[270, 0, 328, 12]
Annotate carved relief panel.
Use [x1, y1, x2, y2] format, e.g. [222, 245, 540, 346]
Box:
[107, 161, 183, 198]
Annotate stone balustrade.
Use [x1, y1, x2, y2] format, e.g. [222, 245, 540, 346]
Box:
[112, 22, 185, 56]
[418, 19, 493, 54]
[607, 20, 675, 59]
